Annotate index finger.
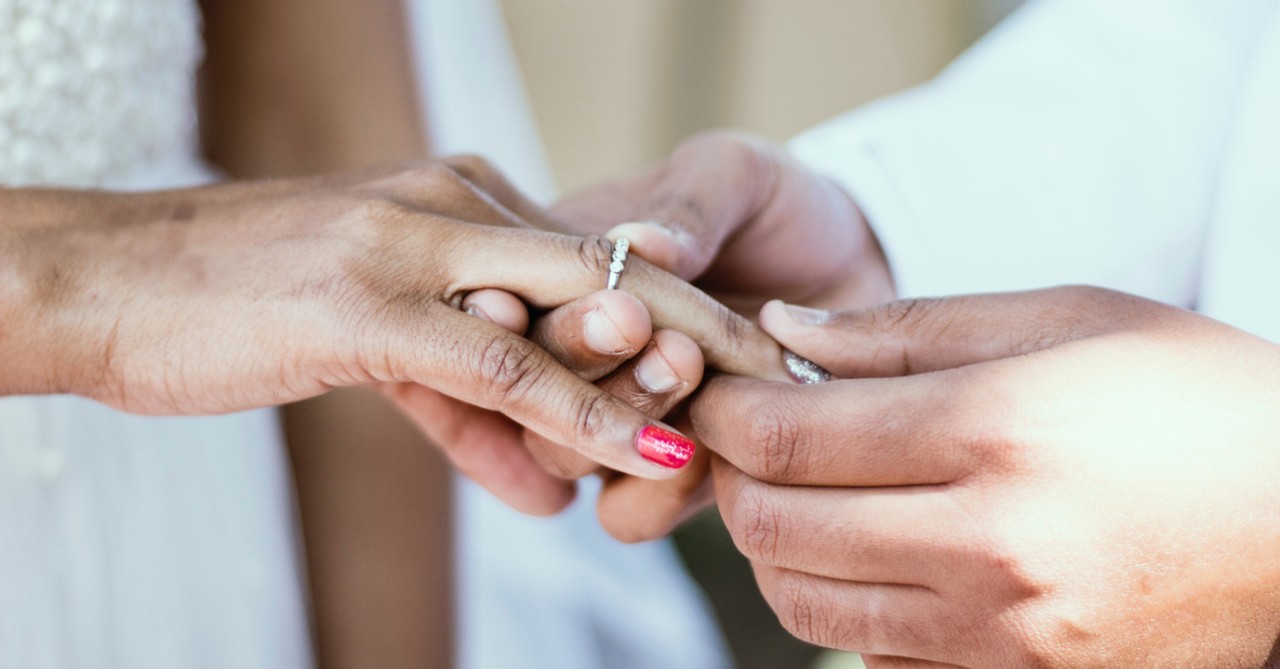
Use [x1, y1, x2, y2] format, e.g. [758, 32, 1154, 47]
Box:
[688, 373, 989, 486]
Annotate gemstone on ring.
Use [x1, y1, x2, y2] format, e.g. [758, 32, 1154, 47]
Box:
[606, 237, 629, 290]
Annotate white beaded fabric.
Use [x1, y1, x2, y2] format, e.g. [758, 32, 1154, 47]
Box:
[0, 0, 202, 187]
[0, 2, 313, 667]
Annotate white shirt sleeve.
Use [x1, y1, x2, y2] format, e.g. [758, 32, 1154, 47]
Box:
[789, 0, 1278, 305]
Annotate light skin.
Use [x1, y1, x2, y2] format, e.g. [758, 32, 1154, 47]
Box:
[692, 287, 1280, 668]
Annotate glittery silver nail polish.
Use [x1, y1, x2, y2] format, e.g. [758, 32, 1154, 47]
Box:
[784, 350, 832, 384]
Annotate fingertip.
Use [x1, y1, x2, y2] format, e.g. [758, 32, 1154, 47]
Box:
[635, 423, 697, 472]
[514, 483, 579, 517]
[461, 447, 579, 516]
[640, 329, 704, 392]
[587, 289, 652, 355]
[605, 221, 691, 278]
[759, 300, 840, 379]
[463, 289, 530, 334]
[759, 299, 830, 337]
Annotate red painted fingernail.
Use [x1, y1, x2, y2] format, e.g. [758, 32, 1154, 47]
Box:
[636, 425, 695, 469]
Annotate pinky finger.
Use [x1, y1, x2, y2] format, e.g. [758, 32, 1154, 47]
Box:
[753, 565, 955, 663]
[382, 383, 576, 515]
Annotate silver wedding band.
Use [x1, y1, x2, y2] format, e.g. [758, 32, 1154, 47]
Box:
[606, 237, 629, 290]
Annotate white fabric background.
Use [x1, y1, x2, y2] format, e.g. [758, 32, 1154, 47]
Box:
[791, 0, 1280, 345]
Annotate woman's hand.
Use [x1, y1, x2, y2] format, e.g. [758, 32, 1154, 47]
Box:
[694, 287, 1280, 667]
[0, 163, 790, 489]
[539, 132, 896, 538]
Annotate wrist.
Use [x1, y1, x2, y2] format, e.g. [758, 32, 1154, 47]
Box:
[0, 189, 113, 398]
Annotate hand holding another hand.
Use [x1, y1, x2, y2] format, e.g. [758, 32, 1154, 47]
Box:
[697, 287, 1280, 667]
[0, 159, 793, 516]
[545, 132, 899, 539]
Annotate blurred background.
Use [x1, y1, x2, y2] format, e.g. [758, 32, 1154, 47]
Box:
[502, 0, 1024, 192]
[498, 2, 1024, 668]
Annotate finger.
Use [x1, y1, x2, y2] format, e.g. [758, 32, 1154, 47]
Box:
[712, 460, 966, 584]
[410, 305, 696, 478]
[516, 290, 654, 482]
[597, 445, 713, 543]
[527, 289, 652, 381]
[758, 287, 1169, 378]
[381, 382, 575, 515]
[689, 374, 984, 486]
[595, 337, 711, 541]
[461, 288, 529, 335]
[559, 132, 781, 281]
[451, 228, 791, 382]
[522, 328, 701, 482]
[753, 564, 950, 660]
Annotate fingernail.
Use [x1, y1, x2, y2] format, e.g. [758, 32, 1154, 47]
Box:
[635, 349, 682, 393]
[784, 350, 831, 385]
[465, 303, 492, 322]
[584, 308, 630, 354]
[622, 220, 678, 238]
[785, 303, 830, 326]
[636, 425, 695, 469]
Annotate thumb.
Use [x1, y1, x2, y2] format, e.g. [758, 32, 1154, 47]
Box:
[578, 133, 780, 281]
[758, 287, 1159, 378]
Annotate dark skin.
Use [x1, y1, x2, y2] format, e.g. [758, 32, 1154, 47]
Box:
[194, 4, 751, 666]
[199, 1, 448, 666]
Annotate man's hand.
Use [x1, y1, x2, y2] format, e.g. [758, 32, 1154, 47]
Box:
[552, 131, 895, 315]
[694, 287, 1280, 667]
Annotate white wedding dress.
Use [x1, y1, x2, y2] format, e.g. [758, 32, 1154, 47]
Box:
[0, 1, 729, 667]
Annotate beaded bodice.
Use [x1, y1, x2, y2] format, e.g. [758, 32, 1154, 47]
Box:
[0, 0, 203, 187]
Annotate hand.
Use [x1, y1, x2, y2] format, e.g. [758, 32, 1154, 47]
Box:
[545, 132, 895, 539]
[390, 286, 707, 514]
[694, 287, 1280, 667]
[0, 163, 790, 500]
[551, 131, 895, 315]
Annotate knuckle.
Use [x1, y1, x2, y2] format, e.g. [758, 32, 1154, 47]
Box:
[473, 335, 546, 409]
[426, 164, 481, 200]
[443, 154, 500, 183]
[995, 604, 1078, 669]
[875, 297, 940, 335]
[713, 301, 750, 350]
[967, 529, 1043, 604]
[566, 388, 610, 444]
[745, 396, 808, 482]
[770, 573, 847, 649]
[574, 234, 617, 277]
[727, 484, 785, 564]
[338, 197, 419, 254]
[350, 196, 408, 228]
[955, 376, 1030, 474]
[383, 164, 484, 210]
